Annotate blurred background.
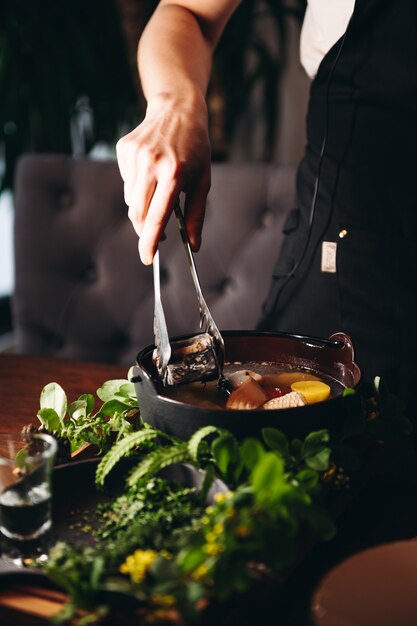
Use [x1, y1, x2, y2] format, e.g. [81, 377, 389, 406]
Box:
[0, 0, 310, 351]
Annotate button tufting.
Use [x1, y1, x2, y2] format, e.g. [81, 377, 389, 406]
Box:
[58, 191, 73, 209]
[217, 277, 233, 293]
[259, 210, 274, 229]
[85, 267, 97, 283]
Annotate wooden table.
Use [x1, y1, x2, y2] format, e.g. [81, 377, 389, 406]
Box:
[0, 353, 128, 626]
[0, 354, 128, 433]
[1, 354, 417, 626]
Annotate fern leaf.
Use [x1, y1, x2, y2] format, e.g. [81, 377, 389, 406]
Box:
[127, 444, 191, 486]
[95, 429, 159, 486]
[188, 425, 224, 462]
[200, 463, 216, 503]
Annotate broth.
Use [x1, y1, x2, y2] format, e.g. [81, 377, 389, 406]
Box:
[161, 361, 345, 410]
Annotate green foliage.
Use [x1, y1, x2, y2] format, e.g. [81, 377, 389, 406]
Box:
[95, 476, 203, 551]
[211, 432, 239, 476]
[187, 425, 223, 462]
[43, 423, 336, 624]
[37, 372, 413, 625]
[36, 379, 140, 453]
[0, 0, 139, 191]
[95, 428, 164, 487]
[127, 443, 191, 487]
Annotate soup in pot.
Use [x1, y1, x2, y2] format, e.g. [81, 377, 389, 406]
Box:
[161, 361, 345, 410]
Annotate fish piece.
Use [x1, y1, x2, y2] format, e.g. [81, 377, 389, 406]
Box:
[227, 369, 262, 389]
[263, 391, 307, 410]
[226, 377, 269, 410]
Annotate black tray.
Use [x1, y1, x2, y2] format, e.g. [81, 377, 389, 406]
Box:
[1, 458, 227, 571]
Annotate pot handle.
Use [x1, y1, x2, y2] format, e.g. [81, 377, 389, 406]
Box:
[130, 364, 160, 400]
[329, 332, 362, 386]
[329, 331, 355, 352]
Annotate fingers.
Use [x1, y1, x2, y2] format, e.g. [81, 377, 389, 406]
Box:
[117, 131, 182, 264]
[116, 111, 211, 264]
[117, 135, 154, 238]
[126, 159, 157, 239]
[138, 174, 179, 265]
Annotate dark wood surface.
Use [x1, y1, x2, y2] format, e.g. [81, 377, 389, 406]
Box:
[0, 354, 129, 625]
[1, 354, 417, 625]
[0, 353, 128, 433]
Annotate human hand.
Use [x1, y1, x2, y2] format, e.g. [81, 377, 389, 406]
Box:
[116, 92, 211, 265]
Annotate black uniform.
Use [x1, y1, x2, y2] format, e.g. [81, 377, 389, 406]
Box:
[258, 0, 417, 406]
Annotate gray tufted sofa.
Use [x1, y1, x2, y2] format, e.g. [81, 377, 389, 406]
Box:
[12, 154, 296, 365]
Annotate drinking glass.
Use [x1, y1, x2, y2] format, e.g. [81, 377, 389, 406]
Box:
[0, 432, 57, 566]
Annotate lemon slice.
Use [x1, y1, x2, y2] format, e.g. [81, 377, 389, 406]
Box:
[290, 380, 331, 404]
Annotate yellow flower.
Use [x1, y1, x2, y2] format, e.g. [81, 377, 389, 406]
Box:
[191, 563, 209, 581]
[119, 549, 158, 583]
[145, 608, 178, 624]
[150, 593, 176, 608]
[213, 523, 224, 536]
[203, 543, 224, 556]
[205, 531, 217, 543]
[201, 516, 211, 525]
[214, 492, 231, 503]
[159, 549, 173, 560]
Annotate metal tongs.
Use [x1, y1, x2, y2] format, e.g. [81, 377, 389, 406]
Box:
[152, 199, 225, 386]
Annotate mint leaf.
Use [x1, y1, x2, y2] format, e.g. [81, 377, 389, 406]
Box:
[241, 438, 264, 471]
[68, 399, 88, 421]
[212, 433, 239, 475]
[96, 380, 130, 402]
[37, 407, 62, 433]
[305, 447, 331, 471]
[251, 452, 284, 496]
[40, 383, 67, 419]
[302, 429, 330, 459]
[262, 427, 289, 458]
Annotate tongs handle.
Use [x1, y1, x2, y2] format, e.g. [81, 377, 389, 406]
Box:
[153, 248, 171, 382]
[174, 200, 225, 373]
[174, 202, 205, 303]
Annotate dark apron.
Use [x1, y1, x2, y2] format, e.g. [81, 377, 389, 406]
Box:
[258, 0, 417, 400]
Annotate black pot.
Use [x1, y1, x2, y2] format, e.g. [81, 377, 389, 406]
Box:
[131, 330, 363, 441]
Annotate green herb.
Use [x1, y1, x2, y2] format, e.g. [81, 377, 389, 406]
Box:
[36, 377, 141, 453]
[95, 477, 203, 552]
[37, 375, 413, 625]
[42, 423, 337, 624]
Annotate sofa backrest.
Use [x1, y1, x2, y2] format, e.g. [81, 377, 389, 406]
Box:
[12, 154, 296, 365]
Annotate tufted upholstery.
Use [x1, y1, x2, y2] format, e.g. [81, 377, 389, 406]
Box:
[12, 154, 296, 365]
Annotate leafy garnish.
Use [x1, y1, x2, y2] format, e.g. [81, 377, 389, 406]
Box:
[35, 374, 412, 626]
[96, 428, 163, 487]
[36, 379, 141, 453]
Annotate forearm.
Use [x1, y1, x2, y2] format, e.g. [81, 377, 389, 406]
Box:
[117, 0, 240, 264]
[138, 1, 239, 111]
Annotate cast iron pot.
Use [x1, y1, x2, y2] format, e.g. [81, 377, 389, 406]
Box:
[131, 330, 362, 441]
